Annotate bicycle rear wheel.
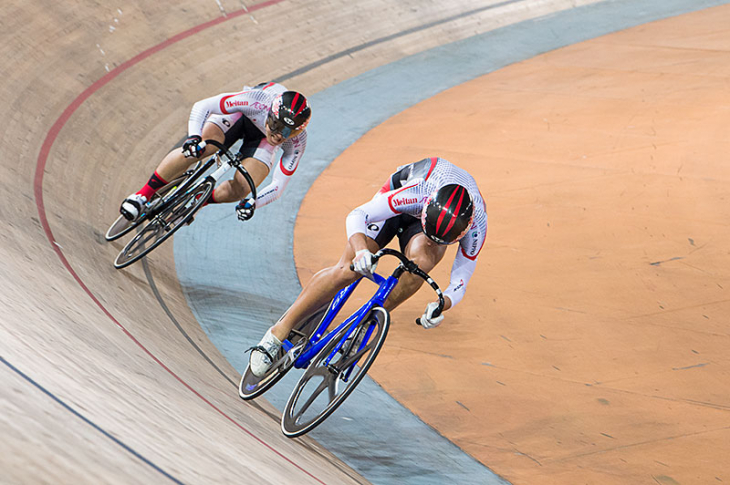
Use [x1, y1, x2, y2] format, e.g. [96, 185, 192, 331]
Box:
[281, 306, 390, 438]
[239, 304, 329, 400]
[113, 179, 213, 269]
[105, 174, 189, 242]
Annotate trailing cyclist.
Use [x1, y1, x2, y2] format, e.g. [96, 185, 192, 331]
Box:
[249, 156, 487, 376]
[119, 81, 311, 223]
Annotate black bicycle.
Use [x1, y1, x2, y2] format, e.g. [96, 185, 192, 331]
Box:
[105, 140, 256, 269]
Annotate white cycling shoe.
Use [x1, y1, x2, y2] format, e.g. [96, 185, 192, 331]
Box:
[249, 328, 282, 377]
[120, 193, 148, 221]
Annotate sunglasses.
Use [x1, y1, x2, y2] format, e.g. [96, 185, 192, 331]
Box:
[267, 112, 300, 139]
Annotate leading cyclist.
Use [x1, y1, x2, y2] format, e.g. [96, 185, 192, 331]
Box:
[118, 81, 311, 223]
[249, 157, 487, 376]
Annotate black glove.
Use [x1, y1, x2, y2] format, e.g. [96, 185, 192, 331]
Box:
[236, 198, 255, 221]
[182, 135, 203, 158]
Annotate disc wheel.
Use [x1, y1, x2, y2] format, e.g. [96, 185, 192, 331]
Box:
[104, 175, 188, 242]
[281, 306, 390, 438]
[113, 180, 213, 269]
[239, 305, 328, 400]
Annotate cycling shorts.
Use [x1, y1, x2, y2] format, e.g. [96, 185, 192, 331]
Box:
[206, 113, 277, 171]
[366, 214, 424, 253]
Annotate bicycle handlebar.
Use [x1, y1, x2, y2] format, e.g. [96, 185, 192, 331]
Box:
[348, 248, 445, 323]
[202, 139, 258, 217]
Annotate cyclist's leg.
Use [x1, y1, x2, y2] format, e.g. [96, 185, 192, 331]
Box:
[209, 157, 269, 202]
[129, 120, 225, 202]
[149, 122, 225, 185]
[119, 121, 225, 219]
[383, 220, 447, 312]
[269, 236, 379, 342]
[155, 121, 223, 181]
[251, 239, 374, 376]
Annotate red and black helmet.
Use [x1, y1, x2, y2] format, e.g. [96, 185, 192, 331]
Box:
[421, 184, 474, 244]
[267, 91, 311, 138]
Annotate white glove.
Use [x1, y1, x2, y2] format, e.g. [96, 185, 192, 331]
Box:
[352, 249, 378, 277]
[420, 301, 444, 329]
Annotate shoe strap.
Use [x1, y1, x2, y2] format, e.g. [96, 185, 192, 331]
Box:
[245, 345, 276, 363]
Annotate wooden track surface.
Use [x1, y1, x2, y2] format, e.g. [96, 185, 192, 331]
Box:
[295, 4, 730, 484]
[3, 0, 727, 483]
[1, 0, 606, 483]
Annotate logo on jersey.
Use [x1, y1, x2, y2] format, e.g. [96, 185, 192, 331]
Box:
[470, 236, 479, 253]
[225, 99, 248, 109]
[392, 197, 417, 207]
[368, 223, 380, 232]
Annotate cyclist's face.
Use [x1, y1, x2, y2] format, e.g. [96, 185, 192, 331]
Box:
[266, 112, 302, 146]
[266, 124, 285, 146]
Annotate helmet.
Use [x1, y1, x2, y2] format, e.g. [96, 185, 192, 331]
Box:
[421, 184, 474, 244]
[267, 91, 311, 138]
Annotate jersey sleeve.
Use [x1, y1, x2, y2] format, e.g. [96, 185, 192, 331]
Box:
[252, 131, 306, 208]
[253, 159, 294, 209]
[444, 223, 486, 307]
[346, 194, 397, 239]
[187, 90, 270, 137]
[187, 92, 237, 137]
[345, 181, 422, 238]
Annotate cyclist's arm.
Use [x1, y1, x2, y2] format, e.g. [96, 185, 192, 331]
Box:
[345, 192, 400, 239]
[187, 90, 268, 137]
[252, 133, 306, 208]
[443, 226, 486, 308]
[187, 92, 238, 137]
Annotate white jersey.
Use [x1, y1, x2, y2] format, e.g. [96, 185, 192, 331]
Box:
[187, 82, 307, 208]
[346, 157, 487, 308]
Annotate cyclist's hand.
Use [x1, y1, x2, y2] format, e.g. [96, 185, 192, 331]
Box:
[236, 198, 255, 221]
[182, 135, 204, 158]
[352, 249, 378, 277]
[420, 301, 444, 329]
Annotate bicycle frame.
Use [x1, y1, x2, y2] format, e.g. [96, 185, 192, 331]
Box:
[289, 271, 401, 371]
[154, 139, 257, 215]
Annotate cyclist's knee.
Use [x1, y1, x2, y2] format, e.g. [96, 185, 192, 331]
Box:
[226, 180, 248, 200]
[405, 236, 446, 272]
[333, 261, 359, 286]
[202, 122, 225, 141]
[400, 273, 424, 296]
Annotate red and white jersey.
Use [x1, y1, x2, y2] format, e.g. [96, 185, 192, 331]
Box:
[346, 157, 487, 308]
[187, 82, 307, 208]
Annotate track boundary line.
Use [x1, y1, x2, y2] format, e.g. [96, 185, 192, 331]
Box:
[1, 355, 186, 485]
[31, 2, 329, 483]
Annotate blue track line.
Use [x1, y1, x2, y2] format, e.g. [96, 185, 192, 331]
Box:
[0, 355, 186, 485]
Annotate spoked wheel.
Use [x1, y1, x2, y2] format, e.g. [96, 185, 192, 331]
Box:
[281, 306, 390, 438]
[113, 180, 213, 269]
[239, 304, 328, 400]
[104, 175, 188, 242]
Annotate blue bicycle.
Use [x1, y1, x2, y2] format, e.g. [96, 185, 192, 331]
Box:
[238, 248, 444, 437]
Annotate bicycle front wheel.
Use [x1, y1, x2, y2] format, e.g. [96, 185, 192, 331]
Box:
[281, 306, 390, 438]
[113, 179, 213, 269]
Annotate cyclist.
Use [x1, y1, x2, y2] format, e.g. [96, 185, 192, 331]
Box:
[249, 157, 487, 376]
[119, 81, 311, 222]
